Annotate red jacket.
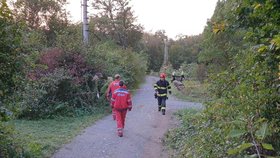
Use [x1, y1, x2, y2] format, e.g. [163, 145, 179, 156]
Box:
[111, 87, 132, 110]
[107, 80, 120, 96]
[106, 80, 127, 98]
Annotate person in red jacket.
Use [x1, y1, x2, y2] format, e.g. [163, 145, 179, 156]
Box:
[111, 81, 132, 137]
[106, 74, 124, 120]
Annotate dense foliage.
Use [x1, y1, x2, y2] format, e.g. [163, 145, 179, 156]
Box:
[166, 0, 280, 157]
[0, 0, 147, 117]
[2, 0, 279, 157]
[169, 35, 202, 70]
[18, 48, 105, 119]
[85, 41, 147, 87]
[13, 0, 69, 47]
[141, 31, 166, 72]
[91, 0, 143, 49]
[0, 1, 23, 99]
[0, 1, 25, 157]
[1, 0, 147, 156]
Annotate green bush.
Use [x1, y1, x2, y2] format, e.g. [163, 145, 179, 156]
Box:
[166, 0, 280, 157]
[19, 69, 72, 119]
[18, 68, 108, 119]
[165, 106, 237, 158]
[0, 3, 29, 157]
[16, 41, 147, 119]
[208, 49, 279, 157]
[55, 24, 83, 53]
[85, 41, 148, 88]
[179, 62, 198, 80]
[0, 106, 31, 157]
[166, 49, 279, 157]
[0, 8, 24, 100]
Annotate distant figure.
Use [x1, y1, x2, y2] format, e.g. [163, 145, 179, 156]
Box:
[171, 70, 185, 83]
[111, 81, 132, 137]
[171, 71, 176, 83]
[180, 70, 185, 82]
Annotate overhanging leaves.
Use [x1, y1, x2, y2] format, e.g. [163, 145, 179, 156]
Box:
[228, 143, 254, 155]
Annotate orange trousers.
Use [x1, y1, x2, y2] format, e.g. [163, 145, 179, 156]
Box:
[115, 109, 127, 129]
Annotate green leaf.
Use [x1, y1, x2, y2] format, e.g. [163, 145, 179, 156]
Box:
[228, 129, 246, 138]
[254, 4, 262, 10]
[271, 35, 280, 50]
[262, 143, 274, 150]
[256, 122, 268, 140]
[55, 104, 66, 110]
[257, 45, 267, 53]
[213, 28, 220, 34]
[228, 143, 253, 155]
[245, 154, 258, 158]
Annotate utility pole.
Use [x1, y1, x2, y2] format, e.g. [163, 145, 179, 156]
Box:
[163, 38, 169, 66]
[82, 0, 89, 44]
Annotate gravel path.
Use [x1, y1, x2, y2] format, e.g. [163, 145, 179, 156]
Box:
[52, 76, 203, 158]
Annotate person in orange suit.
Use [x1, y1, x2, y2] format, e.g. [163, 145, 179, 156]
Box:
[111, 81, 132, 137]
[106, 74, 125, 120]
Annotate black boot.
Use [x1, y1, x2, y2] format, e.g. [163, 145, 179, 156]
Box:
[162, 109, 165, 115]
[158, 106, 161, 111]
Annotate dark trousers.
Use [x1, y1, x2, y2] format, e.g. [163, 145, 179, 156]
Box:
[157, 97, 167, 108]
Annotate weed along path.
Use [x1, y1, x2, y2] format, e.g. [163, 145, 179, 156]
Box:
[52, 76, 202, 158]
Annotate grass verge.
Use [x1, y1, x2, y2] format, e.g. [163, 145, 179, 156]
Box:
[172, 80, 211, 103]
[10, 106, 111, 158]
[163, 108, 201, 158]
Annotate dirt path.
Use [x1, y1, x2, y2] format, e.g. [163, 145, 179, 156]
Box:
[52, 76, 202, 158]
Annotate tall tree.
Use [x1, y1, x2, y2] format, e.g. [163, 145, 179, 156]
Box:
[198, 0, 245, 72]
[0, 0, 23, 98]
[235, 0, 280, 129]
[91, 0, 143, 49]
[141, 30, 168, 71]
[164, 0, 280, 157]
[13, 0, 69, 46]
[13, 0, 68, 29]
[199, 0, 280, 156]
[169, 35, 202, 69]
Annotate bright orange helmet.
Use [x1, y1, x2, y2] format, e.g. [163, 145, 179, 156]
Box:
[160, 73, 166, 78]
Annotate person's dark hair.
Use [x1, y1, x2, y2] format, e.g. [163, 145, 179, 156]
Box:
[119, 80, 124, 87]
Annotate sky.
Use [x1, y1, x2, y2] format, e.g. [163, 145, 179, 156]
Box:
[66, 0, 218, 39]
